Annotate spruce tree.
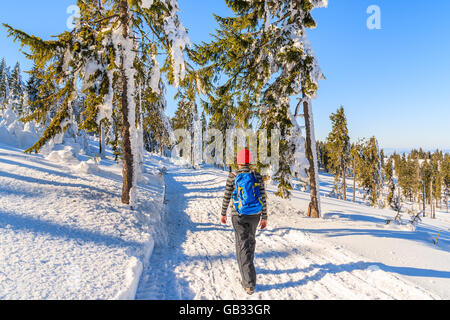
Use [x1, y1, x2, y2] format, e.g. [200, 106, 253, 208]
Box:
[0, 58, 10, 111]
[171, 98, 194, 159]
[385, 156, 395, 206]
[4, 0, 189, 206]
[430, 151, 442, 217]
[8, 62, 24, 115]
[358, 137, 382, 206]
[398, 154, 419, 203]
[420, 158, 433, 216]
[25, 64, 43, 117]
[442, 153, 450, 212]
[350, 141, 363, 203]
[174, 70, 204, 166]
[326, 106, 350, 200]
[316, 140, 330, 171]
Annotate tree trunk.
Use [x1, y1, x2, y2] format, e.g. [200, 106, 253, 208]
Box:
[342, 163, 347, 201]
[430, 180, 433, 218]
[119, 0, 134, 205]
[422, 182, 426, 217]
[303, 96, 321, 218]
[435, 198, 438, 217]
[99, 124, 103, 156]
[446, 194, 448, 213]
[353, 159, 356, 202]
[99, 121, 106, 158]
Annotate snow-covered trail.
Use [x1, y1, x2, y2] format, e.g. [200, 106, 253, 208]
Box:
[136, 166, 438, 300]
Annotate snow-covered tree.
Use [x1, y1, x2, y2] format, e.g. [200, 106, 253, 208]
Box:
[4, 0, 189, 206]
[25, 64, 43, 117]
[0, 58, 11, 111]
[173, 72, 204, 166]
[9, 62, 25, 115]
[191, 0, 327, 216]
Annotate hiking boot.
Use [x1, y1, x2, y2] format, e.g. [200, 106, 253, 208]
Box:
[245, 287, 255, 295]
[241, 281, 255, 295]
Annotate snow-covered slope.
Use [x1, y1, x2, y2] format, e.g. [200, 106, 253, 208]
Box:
[136, 163, 450, 300]
[0, 142, 165, 300]
[1, 138, 449, 300]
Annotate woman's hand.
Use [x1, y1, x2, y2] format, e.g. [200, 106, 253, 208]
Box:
[221, 215, 227, 224]
[260, 219, 267, 230]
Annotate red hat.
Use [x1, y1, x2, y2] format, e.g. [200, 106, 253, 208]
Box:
[237, 149, 251, 165]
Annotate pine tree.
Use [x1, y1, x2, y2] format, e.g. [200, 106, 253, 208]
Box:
[358, 137, 382, 206]
[442, 153, 450, 212]
[398, 154, 419, 203]
[4, 0, 189, 206]
[430, 151, 442, 217]
[385, 156, 395, 206]
[206, 102, 237, 170]
[326, 106, 350, 200]
[350, 141, 363, 203]
[0, 58, 11, 111]
[8, 62, 25, 115]
[171, 99, 194, 158]
[420, 158, 433, 216]
[316, 140, 329, 171]
[173, 69, 204, 166]
[25, 64, 43, 117]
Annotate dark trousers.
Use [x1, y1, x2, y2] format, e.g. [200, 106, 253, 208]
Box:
[232, 214, 260, 288]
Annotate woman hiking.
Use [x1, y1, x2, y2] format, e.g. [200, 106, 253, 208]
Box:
[220, 148, 268, 295]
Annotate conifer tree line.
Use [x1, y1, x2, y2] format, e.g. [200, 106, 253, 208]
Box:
[3, 0, 329, 216]
[0, 58, 36, 116]
[317, 106, 450, 216]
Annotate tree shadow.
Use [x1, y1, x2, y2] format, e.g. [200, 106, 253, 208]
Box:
[0, 209, 142, 249]
[324, 210, 388, 224]
[256, 261, 450, 292]
[300, 227, 449, 251]
[0, 169, 116, 197]
[0, 157, 81, 181]
[0, 148, 81, 172]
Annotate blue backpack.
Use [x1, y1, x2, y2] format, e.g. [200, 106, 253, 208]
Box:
[232, 172, 263, 215]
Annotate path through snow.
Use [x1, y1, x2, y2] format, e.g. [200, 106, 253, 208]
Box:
[136, 165, 438, 300]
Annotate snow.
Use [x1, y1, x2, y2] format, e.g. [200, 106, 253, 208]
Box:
[162, 0, 190, 87]
[0, 108, 40, 150]
[141, 0, 154, 9]
[0, 122, 449, 300]
[0, 138, 166, 299]
[149, 55, 161, 95]
[135, 162, 450, 300]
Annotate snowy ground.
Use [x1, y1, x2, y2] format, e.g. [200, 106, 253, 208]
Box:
[136, 162, 450, 300]
[0, 142, 165, 299]
[1, 139, 449, 300]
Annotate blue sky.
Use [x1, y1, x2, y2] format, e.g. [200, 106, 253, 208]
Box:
[0, 0, 449, 150]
